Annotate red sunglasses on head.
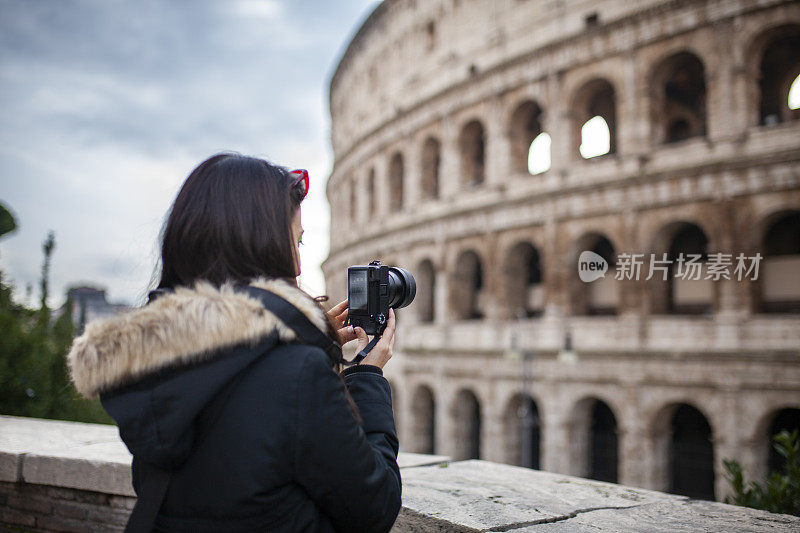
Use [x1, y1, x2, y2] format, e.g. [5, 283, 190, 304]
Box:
[289, 169, 309, 199]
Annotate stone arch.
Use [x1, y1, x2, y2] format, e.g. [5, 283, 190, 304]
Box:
[571, 78, 617, 159]
[502, 393, 541, 469]
[749, 24, 800, 125]
[421, 136, 441, 200]
[759, 209, 800, 313]
[451, 388, 482, 460]
[389, 152, 404, 212]
[451, 249, 485, 320]
[567, 397, 619, 482]
[508, 100, 546, 174]
[410, 384, 436, 454]
[651, 402, 715, 500]
[650, 50, 707, 144]
[502, 241, 544, 318]
[569, 232, 618, 316]
[459, 120, 486, 187]
[649, 221, 712, 315]
[416, 258, 436, 322]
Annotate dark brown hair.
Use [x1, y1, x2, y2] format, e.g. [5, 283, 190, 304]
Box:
[158, 153, 304, 289]
[156, 153, 345, 359]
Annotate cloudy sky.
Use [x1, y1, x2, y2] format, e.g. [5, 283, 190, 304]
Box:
[0, 0, 378, 307]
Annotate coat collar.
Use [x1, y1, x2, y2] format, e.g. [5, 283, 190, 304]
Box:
[68, 278, 328, 398]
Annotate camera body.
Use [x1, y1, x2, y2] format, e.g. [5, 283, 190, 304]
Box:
[347, 260, 416, 336]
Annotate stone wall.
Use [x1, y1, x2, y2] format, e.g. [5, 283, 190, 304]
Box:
[0, 416, 800, 533]
[323, 0, 800, 501]
[2, 416, 798, 532]
[0, 482, 133, 533]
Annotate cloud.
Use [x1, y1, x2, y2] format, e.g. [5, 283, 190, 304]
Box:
[0, 0, 379, 305]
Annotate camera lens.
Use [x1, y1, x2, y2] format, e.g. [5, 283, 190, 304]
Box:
[387, 267, 416, 309]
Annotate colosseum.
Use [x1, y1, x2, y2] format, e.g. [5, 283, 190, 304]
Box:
[321, 0, 800, 501]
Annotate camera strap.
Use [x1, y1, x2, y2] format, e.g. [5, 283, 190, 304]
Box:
[239, 286, 383, 367]
[351, 335, 380, 365]
[239, 286, 346, 364]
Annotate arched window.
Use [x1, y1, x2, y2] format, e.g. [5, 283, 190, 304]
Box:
[367, 168, 376, 215]
[766, 408, 800, 474]
[411, 385, 436, 454]
[571, 233, 617, 315]
[567, 397, 618, 481]
[529, 132, 552, 175]
[580, 116, 611, 158]
[504, 242, 544, 318]
[452, 389, 481, 460]
[509, 100, 548, 174]
[667, 224, 710, 315]
[417, 259, 436, 323]
[669, 404, 715, 501]
[349, 176, 357, 223]
[573, 79, 616, 158]
[503, 394, 541, 469]
[452, 250, 484, 320]
[421, 137, 441, 200]
[459, 120, 486, 187]
[589, 401, 618, 483]
[761, 211, 800, 313]
[757, 25, 800, 125]
[652, 51, 707, 143]
[389, 153, 404, 212]
[789, 75, 800, 110]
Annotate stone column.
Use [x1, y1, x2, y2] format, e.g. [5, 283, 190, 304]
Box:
[541, 395, 570, 474]
[618, 387, 647, 487]
[485, 97, 510, 189]
[439, 116, 460, 201]
[435, 263, 449, 325]
[482, 386, 505, 463]
[373, 154, 388, 218]
[617, 53, 642, 159]
[545, 72, 570, 177]
[714, 388, 743, 502]
[405, 132, 423, 208]
[708, 19, 739, 142]
[437, 385, 457, 459]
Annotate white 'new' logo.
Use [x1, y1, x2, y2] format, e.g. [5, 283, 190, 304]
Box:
[578, 251, 608, 282]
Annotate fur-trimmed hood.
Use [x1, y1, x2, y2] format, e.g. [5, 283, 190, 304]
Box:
[68, 278, 327, 399]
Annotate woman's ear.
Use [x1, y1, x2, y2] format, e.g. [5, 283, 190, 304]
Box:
[291, 207, 303, 276]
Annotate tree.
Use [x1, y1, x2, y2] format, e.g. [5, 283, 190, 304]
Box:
[0, 202, 16, 239]
[0, 218, 112, 424]
[724, 430, 800, 516]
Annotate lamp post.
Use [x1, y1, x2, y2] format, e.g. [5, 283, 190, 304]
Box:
[520, 345, 536, 469]
[508, 309, 539, 469]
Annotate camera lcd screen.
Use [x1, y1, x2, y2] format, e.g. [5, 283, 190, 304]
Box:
[349, 269, 368, 311]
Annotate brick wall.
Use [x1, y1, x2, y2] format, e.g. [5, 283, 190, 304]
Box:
[0, 481, 133, 533]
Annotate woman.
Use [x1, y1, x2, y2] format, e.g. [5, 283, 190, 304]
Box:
[68, 153, 401, 532]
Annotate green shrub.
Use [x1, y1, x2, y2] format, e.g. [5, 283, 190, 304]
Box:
[0, 227, 112, 425]
[724, 429, 800, 516]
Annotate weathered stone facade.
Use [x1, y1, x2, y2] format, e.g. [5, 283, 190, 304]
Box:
[323, 0, 800, 501]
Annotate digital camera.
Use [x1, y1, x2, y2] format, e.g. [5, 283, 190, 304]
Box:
[347, 261, 416, 335]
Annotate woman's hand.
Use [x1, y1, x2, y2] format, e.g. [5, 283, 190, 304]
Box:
[352, 308, 396, 369]
[327, 299, 358, 345]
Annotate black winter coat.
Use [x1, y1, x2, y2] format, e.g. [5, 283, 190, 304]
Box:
[67, 279, 401, 532]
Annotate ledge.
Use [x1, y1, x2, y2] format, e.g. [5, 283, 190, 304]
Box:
[2, 416, 798, 532]
[396, 460, 799, 532]
[0, 415, 133, 497]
